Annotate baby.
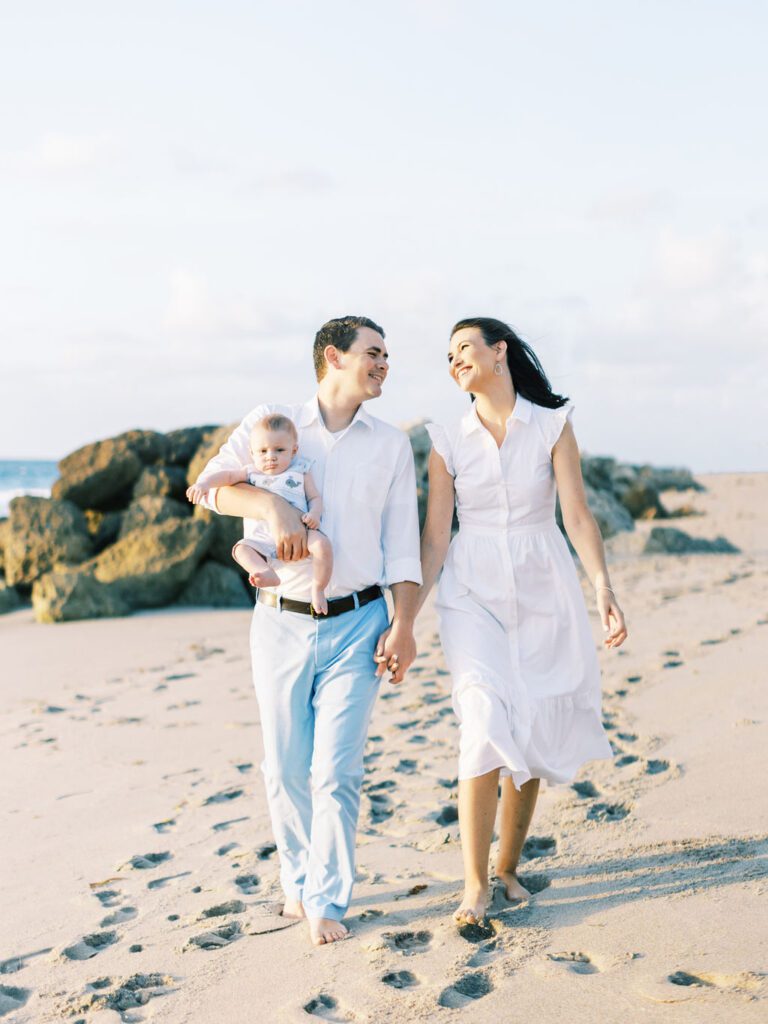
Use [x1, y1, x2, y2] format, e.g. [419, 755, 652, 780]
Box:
[187, 414, 333, 614]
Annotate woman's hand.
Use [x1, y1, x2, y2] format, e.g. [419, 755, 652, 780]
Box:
[374, 622, 417, 684]
[597, 590, 627, 648]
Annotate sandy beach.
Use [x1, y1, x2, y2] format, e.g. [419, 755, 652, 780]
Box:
[1, 472, 766, 1023]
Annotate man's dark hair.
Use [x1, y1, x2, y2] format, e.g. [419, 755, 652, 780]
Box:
[313, 315, 385, 382]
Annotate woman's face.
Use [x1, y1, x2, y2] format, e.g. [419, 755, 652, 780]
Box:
[447, 327, 501, 392]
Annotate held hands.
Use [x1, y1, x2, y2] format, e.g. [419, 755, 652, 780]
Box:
[597, 589, 627, 649]
[302, 512, 320, 530]
[374, 622, 417, 685]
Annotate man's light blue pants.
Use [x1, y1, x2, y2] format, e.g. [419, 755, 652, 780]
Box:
[249, 595, 388, 921]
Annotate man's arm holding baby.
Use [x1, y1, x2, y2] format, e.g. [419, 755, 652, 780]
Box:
[301, 471, 323, 531]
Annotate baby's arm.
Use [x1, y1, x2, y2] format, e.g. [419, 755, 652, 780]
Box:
[301, 471, 323, 530]
[186, 466, 250, 505]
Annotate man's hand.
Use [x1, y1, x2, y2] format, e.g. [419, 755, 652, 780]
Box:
[374, 622, 417, 685]
[269, 500, 309, 561]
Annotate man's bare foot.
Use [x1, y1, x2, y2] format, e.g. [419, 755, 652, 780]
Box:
[280, 897, 305, 919]
[308, 917, 349, 945]
[496, 871, 531, 902]
[248, 567, 280, 588]
[453, 884, 489, 924]
[311, 584, 328, 615]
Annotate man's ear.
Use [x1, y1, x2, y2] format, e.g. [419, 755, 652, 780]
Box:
[323, 344, 341, 372]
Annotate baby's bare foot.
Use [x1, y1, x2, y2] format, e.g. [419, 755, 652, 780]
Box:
[308, 917, 348, 945]
[453, 884, 489, 925]
[496, 871, 531, 902]
[248, 567, 280, 588]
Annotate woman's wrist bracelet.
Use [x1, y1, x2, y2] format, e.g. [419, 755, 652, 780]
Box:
[596, 585, 615, 594]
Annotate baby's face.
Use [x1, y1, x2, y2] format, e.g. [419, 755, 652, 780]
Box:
[250, 427, 297, 475]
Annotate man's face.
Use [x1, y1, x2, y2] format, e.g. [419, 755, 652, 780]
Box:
[333, 327, 389, 400]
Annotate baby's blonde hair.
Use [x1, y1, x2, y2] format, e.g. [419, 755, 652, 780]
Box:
[251, 414, 298, 440]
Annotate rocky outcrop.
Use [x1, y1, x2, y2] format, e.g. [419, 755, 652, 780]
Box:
[133, 465, 189, 502]
[32, 518, 212, 622]
[643, 527, 739, 555]
[176, 561, 251, 608]
[165, 426, 219, 467]
[119, 496, 191, 539]
[53, 438, 143, 510]
[192, 506, 245, 569]
[0, 579, 21, 614]
[4, 496, 93, 587]
[187, 425, 238, 485]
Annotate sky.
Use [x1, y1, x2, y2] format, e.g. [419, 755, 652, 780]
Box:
[1, 0, 766, 471]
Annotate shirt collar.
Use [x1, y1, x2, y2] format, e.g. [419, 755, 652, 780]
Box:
[297, 394, 374, 431]
[461, 394, 533, 435]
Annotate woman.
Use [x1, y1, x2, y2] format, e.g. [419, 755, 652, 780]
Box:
[418, 317, 627, 924]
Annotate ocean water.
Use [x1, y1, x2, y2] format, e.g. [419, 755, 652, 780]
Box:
[0, 460, 59, 517]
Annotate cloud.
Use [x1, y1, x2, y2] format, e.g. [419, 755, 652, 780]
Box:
[589, 189, 675, 223]
[36, 132, 115, 170]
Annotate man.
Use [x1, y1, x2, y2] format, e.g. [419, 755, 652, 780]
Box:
[191, 316, 421, 946]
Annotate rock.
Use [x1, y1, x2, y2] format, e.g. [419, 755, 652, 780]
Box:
[192, 506, 246, 569]
[176, 561, 252, 608]
[119, 496, 190, 539]
[615, 480, 667, 520]
[53, 438, 143, 509]
[0, 518, 8, 561]
[84, 509, 123, 551]
[114, 429, 169, 464]
[557, 485, 634, 540]
[0, 579, 21, 614]
[406, 422, 431, 529]
[643, 527, 739, 555]
[133, 465, 189, 501]
[581, 456, 618, 493]
[165, 426, 220, 467]
[187, 425, 239, 486]
[32, 518, 212, 622]
[639, 466, 704, 492]
[4, 497, 93, 587]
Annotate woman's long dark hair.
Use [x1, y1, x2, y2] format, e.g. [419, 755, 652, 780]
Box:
[451, 317, 568, 409]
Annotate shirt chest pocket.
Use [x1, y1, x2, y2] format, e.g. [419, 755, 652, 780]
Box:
[351, 461, 391, 508]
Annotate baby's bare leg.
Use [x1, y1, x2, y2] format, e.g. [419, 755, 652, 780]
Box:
[232, 540, 280, 588]
[306, 530, 333, 614]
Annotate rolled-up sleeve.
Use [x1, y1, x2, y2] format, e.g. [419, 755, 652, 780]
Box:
[197, 405, 270, 514]
[381, 435, 423, 586]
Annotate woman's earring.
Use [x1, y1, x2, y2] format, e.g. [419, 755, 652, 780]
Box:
[494, 362, 503, 376]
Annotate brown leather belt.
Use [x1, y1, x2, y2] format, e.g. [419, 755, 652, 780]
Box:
[257, 584, 383, 619]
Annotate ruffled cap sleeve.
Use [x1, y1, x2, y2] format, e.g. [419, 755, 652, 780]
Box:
[425, 422, 455, 476]
[543, 402, 575, 454]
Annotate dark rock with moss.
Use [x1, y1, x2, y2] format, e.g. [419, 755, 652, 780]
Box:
[4, 497, 93, 587]
[119, 496, 191, 539]
[53, 438, 144, 510]
[84, 509, 124, 551]
[192, 505, 245, 569]
[133, 465, 189, 502]
[0, 579, 21, 614]
[32, 518, 212, 622]
[165, 426, 219, 467]
[176, 561, 252, 608]
[643, 527, 739, 555]
[187, 425, 238, 486]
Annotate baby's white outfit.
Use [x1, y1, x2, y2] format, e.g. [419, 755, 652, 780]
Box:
[239, 455, 313, 560]
[426, 396, 613, 790]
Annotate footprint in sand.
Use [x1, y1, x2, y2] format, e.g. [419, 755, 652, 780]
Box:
[368, 793, 394, 824]
[235, 762, 253, 774]
[257, 842, 277, 860]
[616, 754, 639, 767]
[203, 788, 243, 805]
[366, 779, 397, 793]
[1, 948, 51, 975]
[123, 852, 172, 870]
[666, 969, 765, 995]
[663, 659, 684, 669]
[147, 872, 192, 890]
[547, 951, 599, 975]
[212, 818, 249, 832]
[185, 921, 242, 951]
[587, 802, 630, 823]
[93, 889, 122, 908]
[152, 819, 176, 834]
[438, 972, 493, 1008]
[395, 720, 421, 731]
[382, 970, 419, 990]
[395, 759, 418, 774]
[69, 972, 173, 1016]
[383, 931, 432, 955]
[199, 900, 246, 920]
[100, 907, 137, 928]
[235, 874, 260, 895]
[458, 921, 497, 944]
[522, 835, 557, 859]
[303, 993, 351, 1021]
[517, 872, 551, 894]
[62, 931, 118, 961]
[438, 777, 458, 789]
[645, 759, 670, 775]
[572, 781, 599, 798]
[435, 804, 459, 826]
[0, 985, 31, 1016]
[626, 675, 642, 684]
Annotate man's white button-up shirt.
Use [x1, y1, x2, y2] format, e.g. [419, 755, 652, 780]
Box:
[201, 395, 423, 601]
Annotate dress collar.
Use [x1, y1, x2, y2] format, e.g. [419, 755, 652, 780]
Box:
[461, 394, 533, 435]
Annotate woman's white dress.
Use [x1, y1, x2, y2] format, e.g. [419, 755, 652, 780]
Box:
[426, 396, 613, 789]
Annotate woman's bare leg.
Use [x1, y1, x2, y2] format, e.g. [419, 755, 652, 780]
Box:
[455, 768, 500, 924]
[232, 541, 280, 588]
[495, 776, 540, 900]
[306, 530, 333, 614]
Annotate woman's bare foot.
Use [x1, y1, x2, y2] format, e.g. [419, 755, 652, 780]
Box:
[311, 583, 328, 615]
[496, 871, 531, 902]
[280, 897, 305, 919]
[453, 884, 489, 924]
[308, 917, 349, 946]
